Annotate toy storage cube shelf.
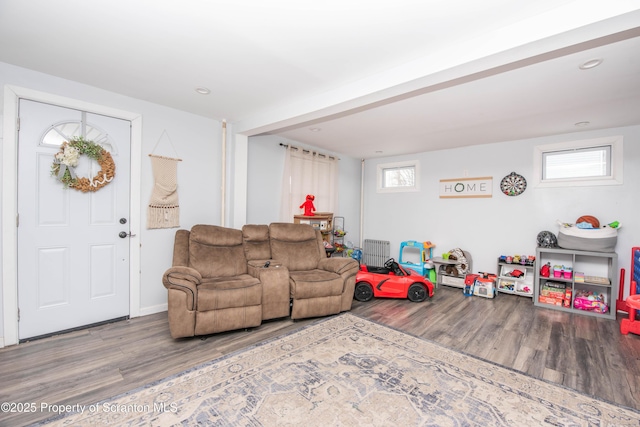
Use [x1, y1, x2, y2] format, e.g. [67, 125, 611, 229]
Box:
[534, 247, 617, 320]
[496, 260, 534, 298]
[294, 212, 333, 242]
[331, 216, 346, 257]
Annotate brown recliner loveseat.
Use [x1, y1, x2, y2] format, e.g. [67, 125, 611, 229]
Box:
[162, 222, 359, 338]
[162, 225, 263, 339]
[267, 222, 358, 320]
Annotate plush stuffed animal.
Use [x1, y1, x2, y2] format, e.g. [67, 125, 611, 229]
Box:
[444, 263, 458, 276]
[300, 194, 316, 216]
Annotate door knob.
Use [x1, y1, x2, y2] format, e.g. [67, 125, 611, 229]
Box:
[119, 231, 136, 238]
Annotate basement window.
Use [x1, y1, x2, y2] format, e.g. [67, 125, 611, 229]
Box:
[377, 160, 420, 193]
[533, 136, 623, 187]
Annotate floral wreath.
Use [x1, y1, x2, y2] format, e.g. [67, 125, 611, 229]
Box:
[51, 136, 115, 192]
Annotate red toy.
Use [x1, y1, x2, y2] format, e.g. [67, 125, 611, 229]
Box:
[620, 246, 640, 336]
[354, 258, 435, 302]
[300, 194, 316, 216]
[540, 262, 551, 278]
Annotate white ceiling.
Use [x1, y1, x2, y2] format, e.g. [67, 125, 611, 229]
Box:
[1, 1, 639, 159]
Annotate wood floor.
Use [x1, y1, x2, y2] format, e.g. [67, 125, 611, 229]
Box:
[2, 285, 640, 426]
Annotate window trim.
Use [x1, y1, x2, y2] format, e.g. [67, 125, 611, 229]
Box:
[533, 136, 623, 188]
[376, 160, 420, 193]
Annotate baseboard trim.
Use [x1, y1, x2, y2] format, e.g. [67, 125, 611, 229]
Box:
[0, 336, 4, 349]
[138, 303, 168, 317]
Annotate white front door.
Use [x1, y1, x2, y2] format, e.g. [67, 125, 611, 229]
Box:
[17, 99, 131, 340]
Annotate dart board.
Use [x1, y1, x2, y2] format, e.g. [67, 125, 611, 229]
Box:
[500, 172, 527, 196]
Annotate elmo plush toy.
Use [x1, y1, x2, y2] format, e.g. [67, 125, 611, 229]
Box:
[300, 194, 316, 216]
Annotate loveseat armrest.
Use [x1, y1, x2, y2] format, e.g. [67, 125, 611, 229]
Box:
[318, 257, 359, 277]
[318, 257, 360, 313]
[162, 266, 202, 310]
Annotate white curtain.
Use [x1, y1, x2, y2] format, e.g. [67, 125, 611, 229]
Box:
[279, 146, 339, 222]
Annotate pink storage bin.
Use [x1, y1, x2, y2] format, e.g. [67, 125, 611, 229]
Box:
[563, 271, 572, 279]
[553, 270, 561, 278]
[573, 296, 608, 314]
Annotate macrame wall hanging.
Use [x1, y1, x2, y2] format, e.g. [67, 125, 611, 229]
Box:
[147, 131, 182, 229]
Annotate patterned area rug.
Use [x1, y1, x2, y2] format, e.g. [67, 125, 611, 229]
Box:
[39, 313, 640, 426]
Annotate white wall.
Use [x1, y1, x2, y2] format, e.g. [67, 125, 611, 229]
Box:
[247, 135, 362, 247]
[363, 125, 640, 296]
[2, 60, 635, 345]
[0, 62, 222, 344]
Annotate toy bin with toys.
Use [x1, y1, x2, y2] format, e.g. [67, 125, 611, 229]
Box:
[573, 289, 608, 314]
[496, 254, 535, 298]
[556, 216, 620, 253]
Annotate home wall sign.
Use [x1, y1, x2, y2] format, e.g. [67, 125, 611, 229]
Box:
[439, 176, 493, 199]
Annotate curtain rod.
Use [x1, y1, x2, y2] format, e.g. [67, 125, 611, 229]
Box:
[279, 143, 339, 160]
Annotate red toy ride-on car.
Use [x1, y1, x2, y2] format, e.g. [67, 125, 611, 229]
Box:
[354, 258, 435, 302]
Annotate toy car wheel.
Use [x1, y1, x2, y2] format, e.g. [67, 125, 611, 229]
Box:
[354, 282, 374, 302]
[407, 283, 427, 302]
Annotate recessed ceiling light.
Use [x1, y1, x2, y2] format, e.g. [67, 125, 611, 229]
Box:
[375, 150, 383, 154]
[579, 59, 603, 70]
[309, 127, 322, 132]
[575, 121, 590, 127]
[195, 87, 211, 95]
